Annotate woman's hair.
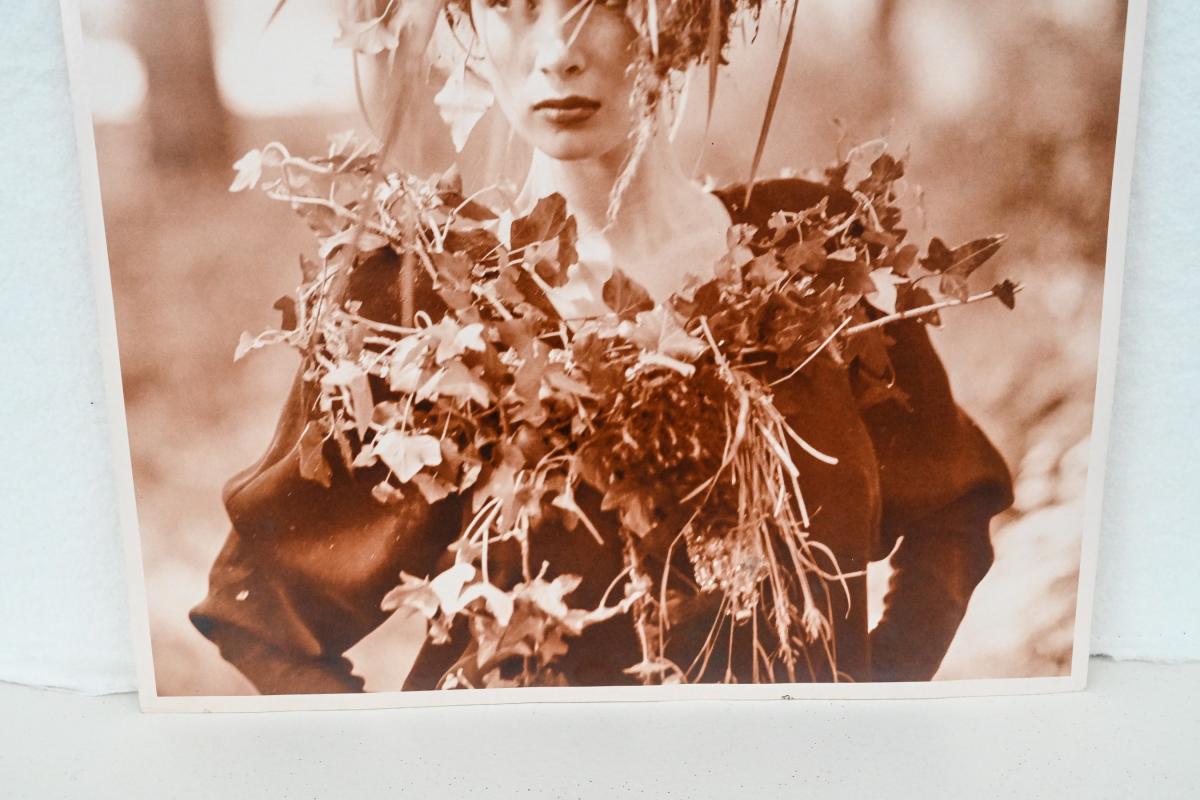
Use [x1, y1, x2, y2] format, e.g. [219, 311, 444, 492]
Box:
[346, 0, 759, 83]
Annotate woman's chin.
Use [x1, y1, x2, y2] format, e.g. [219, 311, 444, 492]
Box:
[529, 128, 623, 163]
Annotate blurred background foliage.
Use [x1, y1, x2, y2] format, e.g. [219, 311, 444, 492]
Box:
[80, 0, 1129, 694]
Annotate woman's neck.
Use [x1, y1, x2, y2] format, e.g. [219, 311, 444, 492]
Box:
[515, 126, 731, 279]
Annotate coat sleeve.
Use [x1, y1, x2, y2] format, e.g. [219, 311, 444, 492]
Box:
[856, 318, 1015, 681]
[190, 250, 465, 694]
[720, 176, 1013, 681]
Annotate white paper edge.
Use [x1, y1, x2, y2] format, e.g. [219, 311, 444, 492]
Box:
[1068, 0, 1149, 687]
[59, 0, 161, 704]
[56, 0, 1149, 713]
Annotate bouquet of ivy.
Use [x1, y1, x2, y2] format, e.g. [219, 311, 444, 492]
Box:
[230, 134, 1016, 687]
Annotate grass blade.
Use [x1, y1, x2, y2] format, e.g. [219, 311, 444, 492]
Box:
[705, 0, 721, 138]
[744, 0, 800, 206]
[265, 0, 289, 30]
[693, 0, 722, 177]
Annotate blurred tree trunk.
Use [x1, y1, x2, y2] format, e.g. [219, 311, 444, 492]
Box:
[131, 0, 230, 168]
[867, 0, 903, 121]
[875, 0, 901, 59]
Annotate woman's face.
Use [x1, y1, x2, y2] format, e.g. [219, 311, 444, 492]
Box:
[468, 0, 640, 162]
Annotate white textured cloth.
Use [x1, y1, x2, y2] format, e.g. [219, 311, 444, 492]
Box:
[0, 2, 135, 693]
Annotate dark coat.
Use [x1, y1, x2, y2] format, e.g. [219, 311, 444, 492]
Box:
[190, 179, 1014, 693]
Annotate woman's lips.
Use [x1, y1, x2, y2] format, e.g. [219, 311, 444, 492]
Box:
[532, 96, 601, 125]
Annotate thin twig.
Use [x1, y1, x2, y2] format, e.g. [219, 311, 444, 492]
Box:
[844, 283, 1024, 337]
[769, 317, 851, 386]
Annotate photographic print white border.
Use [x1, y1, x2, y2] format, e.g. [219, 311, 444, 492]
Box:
[59, 0, 1149, 712]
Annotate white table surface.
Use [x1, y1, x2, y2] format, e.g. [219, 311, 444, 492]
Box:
[2, 658, 1196, 799]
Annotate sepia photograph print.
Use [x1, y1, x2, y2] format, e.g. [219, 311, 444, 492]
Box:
[63, 0, 1145, 709]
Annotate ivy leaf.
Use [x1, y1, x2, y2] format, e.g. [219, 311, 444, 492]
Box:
[993, 279, 1018, 310]
[494, 317, 535, 351]
[600, 479, 658, 537]
[623, 659, 680, 681]
[866, 268, 905, 315]
[528, 238, 569, 287]
[234, 331, 257, 361]
[510, 267, 564, 321]
[229, 149, 263, 193]
[228, 146, 283, 193]
[388, 336, 429, 393]
[780, 236, 827, 274]
[824, 160, 850, 191]
[429, 563, 477, 614]
[445, 227, 502, 262]
[231, 328, 289, 360]
[456, 582, 515, 626]
[273, 295, 298, 331]
[489, 270, 521, 308]
[543, 364, 598, 400]
[745, 253, 787, 286]
[508, 342, 550, 426]
[550, 482, 589, 534]
[602, 269, 655, 320]
[427, 316, 487, 364]
[427, 361, 493, 407]
[857, 152, 905, 194]
[381, 572, 440, 617]
[374, 432, 443, 483]
[510, 191, 566, 247]
[575, 439, 612, 493]
[544, 260, 614, 322]
[474, 460, 519, 515]
[862, 229, 900, 248]
[618, 306, 706, 361]
[617, 306, 707, 378]
[320, 361, 374, 440]
[521, 574, 582, 621]
[434, 66, 494, 153]
[920, 237, 954, 273]
[298, 421, 332, 488]
[510, 194, 577, 269]
[432, 250, 474, 292]
[921, 235, 1007, 279]
[945, 234, 1008, 278]
[371, 481, 405, 505]
[843, 139, 888, 188]
[888, 244, 919, 277]
[827, 259, 875, 298]
[538, 628, 571, 663]
[939, 271, 970, 303]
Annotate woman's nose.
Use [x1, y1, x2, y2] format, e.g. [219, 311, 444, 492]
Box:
[532, 8, 586, 79]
